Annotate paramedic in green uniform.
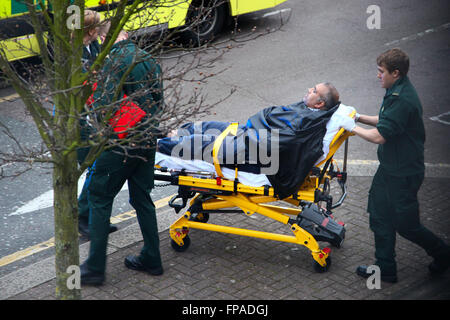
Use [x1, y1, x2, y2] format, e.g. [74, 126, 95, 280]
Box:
[80, 30, 164, 285]
[77, 15, 118, 238]
[341, 48, 450, 282]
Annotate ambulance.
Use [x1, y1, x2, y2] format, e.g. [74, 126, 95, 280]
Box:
[0, 0, 288, 62]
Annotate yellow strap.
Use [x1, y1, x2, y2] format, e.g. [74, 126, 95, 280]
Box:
[212, 122, 239, 178]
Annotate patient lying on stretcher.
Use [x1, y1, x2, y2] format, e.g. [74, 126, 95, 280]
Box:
[157, 83, 355, 198]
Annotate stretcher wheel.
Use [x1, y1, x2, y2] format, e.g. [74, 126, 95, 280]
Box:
[190, 212, 210, 223]
[171, 235, 191, 252]
[313, 257, 332, 273]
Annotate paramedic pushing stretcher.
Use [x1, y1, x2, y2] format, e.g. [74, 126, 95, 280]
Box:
[340, 48, 450, 282]
[80, 31, 164, 285]
[159, 83, 340, 199]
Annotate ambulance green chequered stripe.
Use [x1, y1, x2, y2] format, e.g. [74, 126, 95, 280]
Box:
[11, 0, 52, 15]
[11, 0, 28, 15]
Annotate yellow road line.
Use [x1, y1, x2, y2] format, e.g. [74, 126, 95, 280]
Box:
[0, 194, 175, 268]
[0, 238, 56, 268]
[0, 93, 20, 104]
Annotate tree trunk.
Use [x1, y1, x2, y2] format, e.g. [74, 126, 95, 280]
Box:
[53, 154, 81, 300]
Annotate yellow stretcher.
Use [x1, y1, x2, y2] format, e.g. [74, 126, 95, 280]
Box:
[155, 119, 354, 273]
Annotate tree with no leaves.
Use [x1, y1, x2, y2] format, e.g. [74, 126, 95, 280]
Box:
[0, 0, 235, 300]
[0, 0, 289, 299]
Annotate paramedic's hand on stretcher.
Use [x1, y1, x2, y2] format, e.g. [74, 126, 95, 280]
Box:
[340, 115, 356, 132]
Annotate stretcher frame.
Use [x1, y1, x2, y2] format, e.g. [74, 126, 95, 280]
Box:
[155, 117, 355, 272]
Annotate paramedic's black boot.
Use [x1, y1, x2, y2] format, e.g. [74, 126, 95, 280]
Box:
[80, 262, 105, 286]
[356, 265, 397, 283]
[78, 218, 118, 239]
[428, 253, 450, 275]
[124, 255, 164, 276]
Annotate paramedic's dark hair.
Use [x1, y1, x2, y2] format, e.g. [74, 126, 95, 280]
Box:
[377, 48, 410, 77]
[84, 10, 100, 35]
[319, 82, 339, 110]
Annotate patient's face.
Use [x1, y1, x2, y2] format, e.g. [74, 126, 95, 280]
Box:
[303, 83, 327, 109]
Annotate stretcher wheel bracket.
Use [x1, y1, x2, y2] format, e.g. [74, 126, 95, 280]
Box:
[313, 256, 332, 273]
[171, 235, 191, 252]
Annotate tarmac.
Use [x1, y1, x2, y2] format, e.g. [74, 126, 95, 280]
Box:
[1, 169, 450, 302]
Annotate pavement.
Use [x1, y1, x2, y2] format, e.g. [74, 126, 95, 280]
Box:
[1, 168, 449, 302]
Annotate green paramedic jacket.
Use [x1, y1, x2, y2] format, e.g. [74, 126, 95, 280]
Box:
[93, 39, 163, 140]
[376, 76, 425, 176]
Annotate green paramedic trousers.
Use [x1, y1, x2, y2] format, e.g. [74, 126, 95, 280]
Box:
[85, 148, 161, 274]
[368, 167, 449, 276]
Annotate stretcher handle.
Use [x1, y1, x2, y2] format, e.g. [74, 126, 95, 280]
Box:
[168, 194, 188, 213]
[331, 178, 347, 209]
[212, 122, 239, 178]
[343, 138, 349, 173]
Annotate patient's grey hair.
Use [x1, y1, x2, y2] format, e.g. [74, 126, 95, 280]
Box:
[318, 82, 339, 110]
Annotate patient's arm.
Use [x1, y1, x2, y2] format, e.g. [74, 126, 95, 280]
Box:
[357, 114, 379, 126]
